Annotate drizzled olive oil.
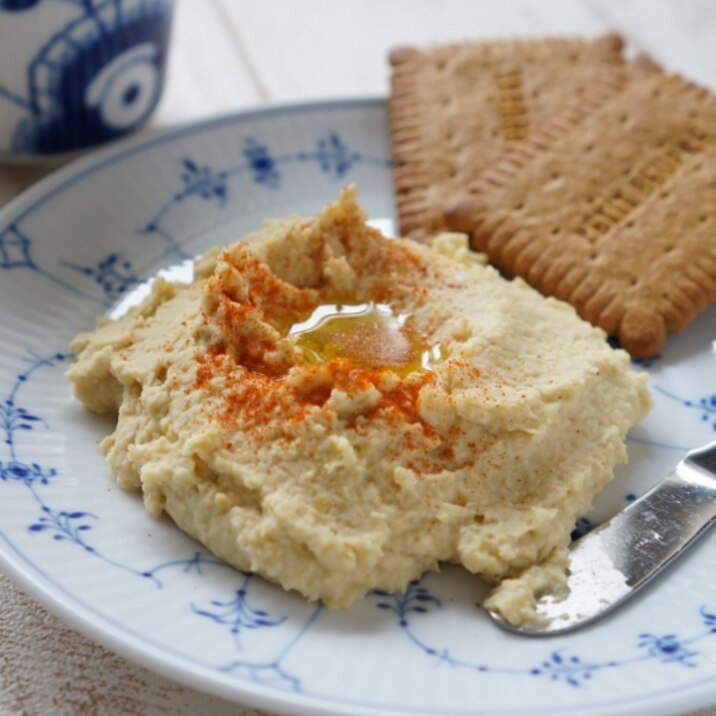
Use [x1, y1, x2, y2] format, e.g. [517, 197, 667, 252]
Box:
[290, 302, 445, 375]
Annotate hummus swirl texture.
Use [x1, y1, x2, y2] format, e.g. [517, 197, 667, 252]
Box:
[67, 187, 651, 625]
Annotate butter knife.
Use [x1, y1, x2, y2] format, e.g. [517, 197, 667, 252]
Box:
[488, 440, 716, 635]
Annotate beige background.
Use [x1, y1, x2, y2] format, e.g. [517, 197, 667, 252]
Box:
[2, 1, 716, 714]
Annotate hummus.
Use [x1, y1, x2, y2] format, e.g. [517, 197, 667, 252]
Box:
[67, 186, 651, 625]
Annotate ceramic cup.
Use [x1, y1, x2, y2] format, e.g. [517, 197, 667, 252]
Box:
[0, 0, 174, 161]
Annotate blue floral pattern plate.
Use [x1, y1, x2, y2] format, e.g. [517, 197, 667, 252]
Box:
[0, 99, 715, 716]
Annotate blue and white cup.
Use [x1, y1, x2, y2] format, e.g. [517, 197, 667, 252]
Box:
[0, 0, 174, 160]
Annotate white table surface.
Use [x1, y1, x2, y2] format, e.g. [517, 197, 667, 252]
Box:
[1, 1, 715, 714]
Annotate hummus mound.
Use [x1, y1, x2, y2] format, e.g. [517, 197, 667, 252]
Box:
[67, 186, 651, 626]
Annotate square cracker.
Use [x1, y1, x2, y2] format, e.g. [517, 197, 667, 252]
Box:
[388, 34, 624, 242]
[444, 61, 716, 358]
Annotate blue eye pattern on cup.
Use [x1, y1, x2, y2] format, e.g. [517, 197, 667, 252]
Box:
[0, 0, 43, 10]
[0, 0, 174, 155]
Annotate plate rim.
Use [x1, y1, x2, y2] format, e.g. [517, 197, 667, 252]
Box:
[0, 95, 386, 227]
[0, 95, 391, 716]
[1, 96, 715, 716]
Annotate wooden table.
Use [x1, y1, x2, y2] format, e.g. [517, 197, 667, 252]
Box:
[1, 1, 715, 714]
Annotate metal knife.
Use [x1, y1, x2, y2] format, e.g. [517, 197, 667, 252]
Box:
[488, 440, 716, 635]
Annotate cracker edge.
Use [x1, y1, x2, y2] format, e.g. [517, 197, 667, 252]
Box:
[388, 33, 625, 242]
[443, 60, 716, 357]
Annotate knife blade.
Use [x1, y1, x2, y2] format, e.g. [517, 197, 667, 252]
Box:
[488, 440, 716, 635]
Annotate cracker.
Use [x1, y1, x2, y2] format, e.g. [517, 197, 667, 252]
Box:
[388, 34, 624, 242]
[444, 61, 716, 358]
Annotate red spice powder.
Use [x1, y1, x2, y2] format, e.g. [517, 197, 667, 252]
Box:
[192, 214, 445, 442]
[193, 349, 436, 439]
[218, 248, 316, 319]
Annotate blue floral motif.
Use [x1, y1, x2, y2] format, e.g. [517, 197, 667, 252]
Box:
[531, 650, 607, 687]
[138, 132, 388, 262]
[0, 224, 110, 305]
[0, 353, 109, 557]
[6, 118, 716, 704]
[372, 576, 716, 687]
[62, 253, 139, 302]
[192, 574, 287, 647]
[0, 225, 35, 269]
[314, 132, 358, 177]
[1, 352, 151, 578]
[371, 581, 491, 669]
[699, 395, 716, 428]
[638, 633, 699, 666]
[0, 398, 45, 438]
[221, 604, 322, 693]
[2, 131, 388, 291]
[1, 352, 65, 443]
[0, 354, 62, 487]
[0, 460, 56, 487]
[243, 138, 280, 188]
[373, 579, 441, 627]
[702, 606, 716, 632]
[652, 385, 716, 431]
[179, 158, 229, 205]
[29, 507, 97, 546]
[4, 350, 716, 696]
[0, 350, 322, 693]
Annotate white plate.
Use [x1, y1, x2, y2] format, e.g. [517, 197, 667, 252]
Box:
[1, 99, 715, 716]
